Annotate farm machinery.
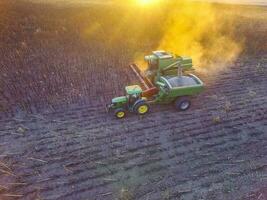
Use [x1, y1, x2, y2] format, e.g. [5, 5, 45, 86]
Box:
[106, 50, 204, 119]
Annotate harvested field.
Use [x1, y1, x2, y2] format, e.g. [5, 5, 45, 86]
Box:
[0, 1, 266, 200]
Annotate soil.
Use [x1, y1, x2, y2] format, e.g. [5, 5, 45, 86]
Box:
[0, 1, 266, 200]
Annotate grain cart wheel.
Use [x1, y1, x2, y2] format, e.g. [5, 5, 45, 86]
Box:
[114, 108, 126, 119]
[174, 97, 191, 111]
[135, 102, 150, 115]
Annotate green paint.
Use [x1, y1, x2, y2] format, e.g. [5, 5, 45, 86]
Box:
[112, 96, 127, 104]
[153, 74, 204, 103]
[125, 85, 143, 95]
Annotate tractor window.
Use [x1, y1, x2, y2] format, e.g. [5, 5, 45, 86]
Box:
[148, 59, 157, 70]
[160, 52, 170, 56]
[128, 94, 140, 106]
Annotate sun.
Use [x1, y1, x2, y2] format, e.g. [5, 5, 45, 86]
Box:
[137, 0, 157, 6]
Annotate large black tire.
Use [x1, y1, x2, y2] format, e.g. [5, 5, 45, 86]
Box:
[134, 102, 150, 115]
[174, 97, 191, 111]
[114, 108, 126, 119]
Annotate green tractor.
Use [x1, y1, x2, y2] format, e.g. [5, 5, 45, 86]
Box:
[106, 50, 204, 119]
[106, 85, 150, 119]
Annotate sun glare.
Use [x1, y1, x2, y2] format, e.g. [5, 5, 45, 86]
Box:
[137, 0, 157, 6]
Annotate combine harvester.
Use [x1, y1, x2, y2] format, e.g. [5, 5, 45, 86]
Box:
[106, 50, 204, 119]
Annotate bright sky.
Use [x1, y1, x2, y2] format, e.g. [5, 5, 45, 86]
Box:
[27, 0, 267, 6]
[195, 0, 267, 5]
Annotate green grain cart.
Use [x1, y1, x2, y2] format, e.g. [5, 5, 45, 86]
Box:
[106, 50, 204, 119]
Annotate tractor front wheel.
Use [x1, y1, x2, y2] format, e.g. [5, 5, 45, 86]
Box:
[174, 97, 191, 111]
[135, 102, 150, 115]
[114, 108, 126, 119]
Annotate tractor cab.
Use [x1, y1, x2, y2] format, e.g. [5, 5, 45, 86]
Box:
[144, 50, 193, 83]
[145, 50, 174, 71]
[125, 85, 143, 106]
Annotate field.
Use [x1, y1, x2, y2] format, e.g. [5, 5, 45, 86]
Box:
[0, 1, 266, 200]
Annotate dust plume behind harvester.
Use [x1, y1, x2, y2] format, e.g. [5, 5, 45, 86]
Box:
[156, 1, 243, 74]
[119, 0, 243, 75]
[107, 51, 204, 119]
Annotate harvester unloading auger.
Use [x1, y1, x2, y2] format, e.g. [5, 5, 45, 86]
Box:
[106, 50, 204, 119]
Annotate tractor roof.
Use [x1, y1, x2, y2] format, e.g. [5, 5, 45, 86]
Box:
[125, 85, 142, 95]
[153, 50, 173, 59]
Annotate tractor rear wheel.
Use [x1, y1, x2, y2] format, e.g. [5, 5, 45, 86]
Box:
[174, 97, 191, 111]
[135, 102, 150, 115]
[114, 108, 126, 119]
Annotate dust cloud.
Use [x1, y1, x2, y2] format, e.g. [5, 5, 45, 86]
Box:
[29, 0, 244, 75]
[157, 1, 243, 74]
